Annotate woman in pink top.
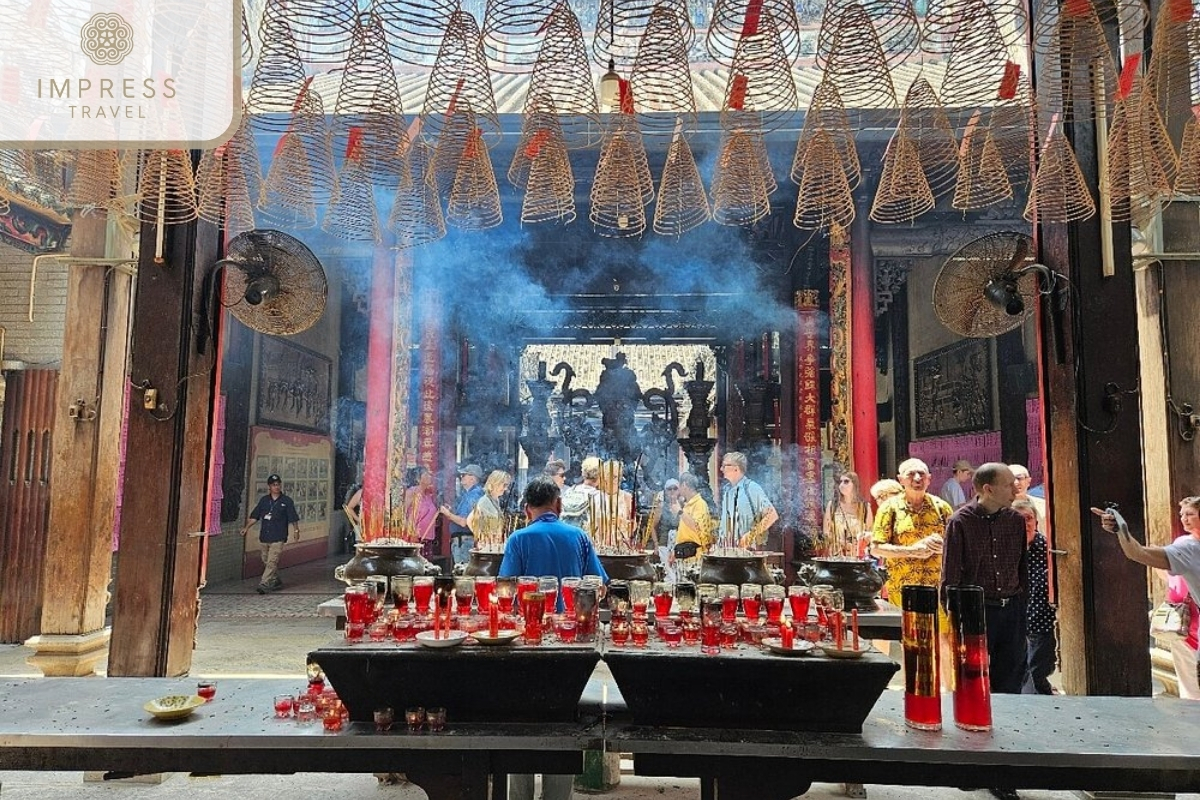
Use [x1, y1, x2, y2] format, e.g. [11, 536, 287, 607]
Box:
[1167, 570, 1200, 699]
[404, 467, 440, 558]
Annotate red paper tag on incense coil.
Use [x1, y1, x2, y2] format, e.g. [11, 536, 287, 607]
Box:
[525, 129, 550, 159]
[346, 127, 363, 160]
[291, 76, 315, 112]
[1170, 0, 1194, 23]
[742, 0, 763, 36]
[447, 78, 465, 116]
[728, 74, 748, 111]
[463, 128, 481, 159]
[1065, 0, 1091, 17]
[272, 132, 293, 158]
[1193, 104, 1200, 121]
[214, 143, 228, 158]
[1114, 53, 1141, 101]
[998, 61, 1020, 100]
[618, 79, 634, 114]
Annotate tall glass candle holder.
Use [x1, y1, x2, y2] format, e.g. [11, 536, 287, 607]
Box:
[947, 585, 992, 731]
[902, 585, 942, 731]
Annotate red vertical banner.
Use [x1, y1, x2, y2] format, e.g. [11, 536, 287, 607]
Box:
[417, 289, 442, 477]
[795, 291, 823, 551]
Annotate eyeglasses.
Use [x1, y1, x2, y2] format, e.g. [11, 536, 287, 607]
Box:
[838, 478, 853, 484]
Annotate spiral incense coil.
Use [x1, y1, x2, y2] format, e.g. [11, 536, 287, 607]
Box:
[1024, 128, 1096, 223]
[67, 150, 124, 210]
[629, 4, 697, 139]
[1145, 0, 1199, 138]
[432, 108, 483, 196]
[952, 111, 1013, 210]
[711, 128, 772, 227]
[446, 129, 503, 230]
[528, 4, 601, 149]
[938, 0, 1011, 110]
[135, 150, 198, 226]
[719, 11, 797, 134]
[1033, 0, 1118, 126]
[591, 132, 649, 237]
[322, 145, 381, 243]
[821, 3, 896, 109]
[262, 0, 356, 63]
[923, 0, 1029, 52]
[614, 113, 656, 206]
[816, 0, 919, 69]
[196, 117, 261, 234]
[258, 133, 318, 228]
[509, 97, 565, 188]
[653, 131, 710, 236]
[790, 81, 860, 191]
[987, 78, 1037, 189]
[335, 14, 410, 187]
[245, 8, 308, 133]
[520, 126, 576, 225]
[870, 132, 935, 223]
[594, 0, 694, 69]
[421, 10, 501, 144]
[285, 83, 337, 204]
[1104, 83, 1178, 222]
[792, 129, 856, 231]
[706, 0, 799, 66]
[388, 141, 446, 247]
[898, 77, 959, 200]
[1175, 115, 1200, 196]
[480, 0, 558, 72]
[372, 0, 459, 65]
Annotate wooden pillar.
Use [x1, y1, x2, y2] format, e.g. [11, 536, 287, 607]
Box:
[25, 213, 133, 676]
[107, 217, 218, 676]
[850, 211, 878, 483]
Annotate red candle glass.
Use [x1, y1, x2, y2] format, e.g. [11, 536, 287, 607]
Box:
[274, 694, 294, 718]
[682, 622, 700, 645]
[631, 621, 649, 647]
[653, 592, 673, 619]
[948, 586, 993, 732]
[196, 680, 217, 702]
[561, 577, 579, 615]
[720, 623, 738, 649]
[611, 622, 630, 646]
[662, 624, 682, 647]
[764, 597, 784, 625]
[412, 578, 434, 616]
[344, 586, 370, 625]
[902, 586, 942, 731]
[721, 595, 738, 623]
[542, 588, 559, 617]
[788, 587, 812, 621]
[555, 617, 578, 643]
[516, 576, 538, 615]
[522, 592, 545, 644]
[496, 577, 517, 614]
[475, 577, 495, 612]
[742, 596, 761, 620]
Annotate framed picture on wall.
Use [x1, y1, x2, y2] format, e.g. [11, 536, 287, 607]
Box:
[913, 339, 995, 438]
[257, 338, 332, 433]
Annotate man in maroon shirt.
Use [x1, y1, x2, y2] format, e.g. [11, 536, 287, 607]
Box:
[941, 462, 1029, 696]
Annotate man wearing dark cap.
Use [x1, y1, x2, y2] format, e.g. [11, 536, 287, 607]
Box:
[242, 474, 300, 593]
[439, 464, 484, 565]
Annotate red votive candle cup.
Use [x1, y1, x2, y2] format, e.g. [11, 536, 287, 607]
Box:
[902, 585, 942, 731]
[196, 680, 217, 702]
[274, 694, 294, 718]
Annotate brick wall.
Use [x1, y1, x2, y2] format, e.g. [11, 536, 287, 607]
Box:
[0, 243, 67, 367]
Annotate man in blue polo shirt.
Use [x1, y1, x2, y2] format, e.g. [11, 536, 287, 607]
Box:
[242, 474, 300, 594]
[499, 476, 606, 800]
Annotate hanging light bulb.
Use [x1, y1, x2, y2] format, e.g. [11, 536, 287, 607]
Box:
[599, 57, 621, 112]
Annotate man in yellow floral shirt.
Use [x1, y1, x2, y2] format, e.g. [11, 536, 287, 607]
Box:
[871, 457, 953, 607]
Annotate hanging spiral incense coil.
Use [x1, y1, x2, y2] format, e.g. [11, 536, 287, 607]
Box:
[1033, 0, 1118, 127]
[519, 125, 577, 225]
[196, 116, 261, 234]
[371, 0, 458, 65]
[261, 0, 356, 64]
[1024, 127, 1096, 223]
[594, 0, 694, 69]
[607, 112, 656, 206]
[67, 150, 124, 210]
[246, 7, 308, 132]
[1104, 81, 1178, 222]
[952, 110, 1013, 210]
[591, 132, 648, 237]
[446, 129, 503, 230]
[790, 81, 860, 191]
[335, 13, 409, 187]
[323, 137, 381, 242]
[283, 81, 338, 204]
[135, 150, 198, 226]
[816, 0, 919, 69]
[432, 108, 483, 196]
[509, 97, 565, 188]
[870, 132, 935, 223]
[629, 4, 697, 138]
[480, 0, 558, 72]
[711, 128, 772, 227]
[653, 131, 710, 236]
[241, 0, 254, 69]
[421, 10, 501, 144]
[923, 0, 1029, 52]
[897, 77, 959, 201]
[1145, 0, 1198, 137]
[821, 3, 896, 109]
[258, 133, 317, 228]
[986, 73, 1037, 190]
[388, 140, 446, 247]
[719, 10, 797, 134]
[1175, 114, 1200, 197]
[706, 0, 799, 66]
[938, 0, 1012, 110]
[527, 4, 601, 149]
[792, 129, 856, 231]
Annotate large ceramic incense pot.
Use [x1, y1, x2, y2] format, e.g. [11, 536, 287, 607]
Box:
[598, 552, 657, 582]
[334, 542, 439, 584]
[810, 557, 885, 612]
[463, 549, 505, 577]
[699, 550, 776, 585]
